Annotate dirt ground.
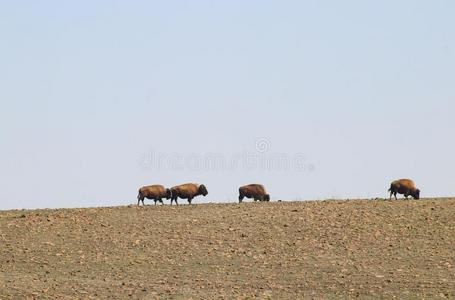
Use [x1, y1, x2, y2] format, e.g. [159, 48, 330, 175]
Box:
[1, 198, 454, 299]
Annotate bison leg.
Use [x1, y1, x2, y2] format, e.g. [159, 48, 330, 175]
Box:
[153, 198, 163, 205]
[188, 197, 193, 204]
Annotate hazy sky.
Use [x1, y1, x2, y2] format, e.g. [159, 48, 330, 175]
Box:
[1, 1, 454, 209]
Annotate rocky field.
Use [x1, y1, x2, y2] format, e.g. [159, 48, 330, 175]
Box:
[1, 198, 455, 299]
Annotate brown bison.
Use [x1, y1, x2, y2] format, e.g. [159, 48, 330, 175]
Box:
[137, 185, 172, 205]
[388, 179, 420, 200]
[239, 184, 270, 203]
[170, 183, 208, 205]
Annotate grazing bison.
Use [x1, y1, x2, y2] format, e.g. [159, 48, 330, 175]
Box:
[239, 184, 270, 203]
[170, 183, 208, 205]
[388, 179, 420, 200]
[137, 185, 172, 205]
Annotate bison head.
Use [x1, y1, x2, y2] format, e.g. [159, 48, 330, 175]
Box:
[264, 194, 270, 202]
[199, 184, 208, 196]
[412, 189, 420, 200]
[165, 188, 172, 199]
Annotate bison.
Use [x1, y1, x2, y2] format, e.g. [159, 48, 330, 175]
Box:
[170, 183, 208, 205]
[239, 184, 270, 203]
[137, 185, 172, 205]
[388, 179, 420, 200]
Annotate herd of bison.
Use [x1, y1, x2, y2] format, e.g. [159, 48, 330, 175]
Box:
[138, 178, 420, 205]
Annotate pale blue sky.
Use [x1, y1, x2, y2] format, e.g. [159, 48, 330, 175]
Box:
[1, 1, 454, 209]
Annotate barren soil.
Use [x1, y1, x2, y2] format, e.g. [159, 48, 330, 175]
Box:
[1, 198, 455, 299]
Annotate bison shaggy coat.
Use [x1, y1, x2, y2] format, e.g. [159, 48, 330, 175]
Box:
[239, 184, 270, 203]
[170, 183, 208, 205]
[388, 179, 420, 200]
[137, 185, 172, 205]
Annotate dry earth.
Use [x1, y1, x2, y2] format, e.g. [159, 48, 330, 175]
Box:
[1, 198, 455, 299]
